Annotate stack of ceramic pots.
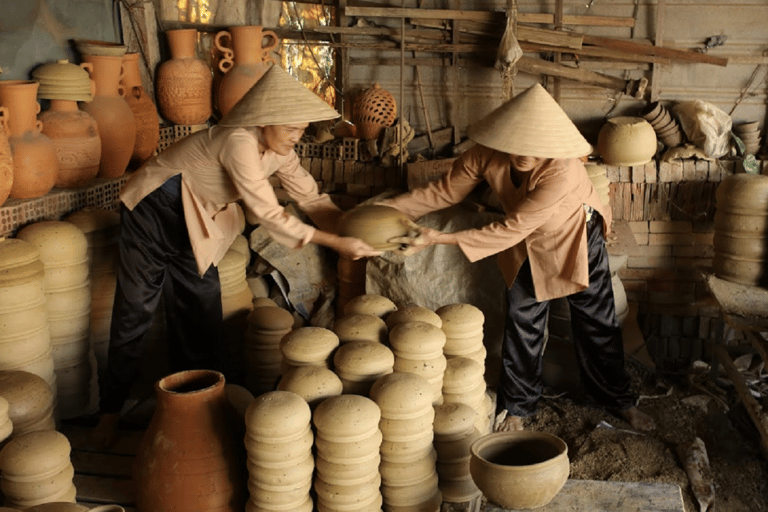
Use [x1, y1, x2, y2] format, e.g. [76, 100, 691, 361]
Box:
[442, 357, 493, 435]
[336, 256, 367, 316]
[370, 372, 441, 512]
[332, 313, 388, 345]
[0, 371, 56, 438]
[0, 397, 13, 444]
[436, 303, 487, 367]
[219, 246, 254, 383]
[432, 402, 482, 505]
[63, 207, 120, 394]
[32, 59, 101, 189]
[0, 430, 77, 507]
[640, 102, 684, 148]
[16, 221, 93, 419]
[244, 391, 314, 512]
[333, 340, 395, 396]
[585, 163, 611, 208]
[385, 304, 442, 330]
[343, 293, 397, 320]
[313, 394, 383, 512]
[389, 321, 446, 405]
[243, 305, 294, 395]
[733, 121, 762, 156]
[597, 116, 658, 166]
[0, 238, 57, 394]
[713, 173, 768, 287]
[277, 365, 343, 409]
[279, 327, 339, 373]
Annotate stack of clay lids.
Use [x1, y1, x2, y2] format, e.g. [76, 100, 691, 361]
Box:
[585, 164, 610, 208]
[277, 366, 343, 409]
[442, 357, 493, 435]
[219, 247, 254, 320]
[0, 371, 55, 438]
[385, 305, 442, 330]
[0, 397, 13, 444]
[244, 391, 314, 512]
[0, 430, 77, 508]
[280, 327, 340, 372]
[388, 321, 446, 405]
[343, 294, 397, 320]
[17, 220, 93, 419]
[243, 305, 293, 395]
[432, 402, 482, 504]
[313, 394, 383, 512]
[333, 340, 394, 396]
[436, 303, 487, 367]
[0, 238, 57, 394]
[332, 313, 388, 345]
[370, 372, 442, 512]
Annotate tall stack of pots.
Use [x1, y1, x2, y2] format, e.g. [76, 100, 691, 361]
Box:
[389, 321, 446, 405]
[243, 305, 293, 395]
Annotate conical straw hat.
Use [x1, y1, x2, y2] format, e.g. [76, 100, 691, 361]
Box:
[218, 64, 340, 127]
[467, 83, 592, 158]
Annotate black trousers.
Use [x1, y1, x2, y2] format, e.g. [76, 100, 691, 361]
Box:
[99, 174, 224, 414]
[496, 212, 636, 418]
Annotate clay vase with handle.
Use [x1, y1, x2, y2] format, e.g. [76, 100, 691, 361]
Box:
[215, 25, 279, 117]
[0, 107, 13, 206]
[0, 80, 58, 199]
[120, 52, 159, 164]
[78, 54, 137, 179]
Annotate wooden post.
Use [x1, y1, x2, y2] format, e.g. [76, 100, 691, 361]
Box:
[650, 0, 666, 102]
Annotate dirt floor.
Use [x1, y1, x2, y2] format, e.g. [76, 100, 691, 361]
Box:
[519, 358, 768, 512]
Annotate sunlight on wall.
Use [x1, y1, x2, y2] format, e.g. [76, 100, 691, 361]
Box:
[175, 0, 213, 23]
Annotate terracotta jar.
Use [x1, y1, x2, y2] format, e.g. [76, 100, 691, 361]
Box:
[0, 107, 13, 205]
[134, 370, 247, 512]
[0, 80, 58, 199]
[156, 29, 213, 125]
[121, 52, 159, 164]
[79, 54, 137, 179]
[215, 25, 279, 117]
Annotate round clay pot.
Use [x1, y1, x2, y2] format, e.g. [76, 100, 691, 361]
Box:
[73, 39, 127, 57]
[339, 204, 410, 251]
[436, 303, 485, 336]
[333, 313, 388, 344]
[313, 394, 381, 439]
[245, 390, 311, 438]
[469, 431, 569, 509]
[280, 327, 339, 367]
[0, 371, 55, 436]
[276, 365, 343, 408]
[385, 305, 442, 329]
[370, 372, 433, 420]
[597, 116, 658, 166]
[389, 321, 446, 357]
[343, 293, 397, 319]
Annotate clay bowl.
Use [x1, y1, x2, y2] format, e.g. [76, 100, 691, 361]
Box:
[469, 431, 569, 509]
[339, 204, 410, 251]
[639, 101, 664, 123]
[733, 121, 760, 134]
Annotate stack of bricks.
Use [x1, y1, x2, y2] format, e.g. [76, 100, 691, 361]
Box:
[607, 158, 760, 370]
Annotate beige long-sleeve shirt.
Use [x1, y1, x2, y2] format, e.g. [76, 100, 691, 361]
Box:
[383, 144, 611, 302]
[120, 125, 337, 275]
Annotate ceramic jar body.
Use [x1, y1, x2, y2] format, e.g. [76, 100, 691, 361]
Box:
[134, 370, 247, 512]
[38, 100, 100, 189]
[121, 52, 159, 164]
[215, 25, 279, 117]
[156, 29, 213, 125]
[0, 107, 13, 205]
[0, 81, 58, 199]
[79, 55, 137, 179]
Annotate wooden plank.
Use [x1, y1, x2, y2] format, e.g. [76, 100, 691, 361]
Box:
[583, 35, 728, 67]
[520, 42, 671, 65]
[480, 480, 684, 511]
[517, 24, 582, 50]
[515, 56, 628, 93]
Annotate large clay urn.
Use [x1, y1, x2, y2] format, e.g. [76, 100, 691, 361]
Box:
[0, 107, 13, 206]
[120, 52, 159, 164]
[156, 29, 213, 125]
[214, 25, 279, 117]
[0, 81, 58, 199]
[134, 369, 247, 512]
[79, 54, 137, 179]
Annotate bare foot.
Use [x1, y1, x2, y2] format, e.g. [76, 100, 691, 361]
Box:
[89, 413, 121, 449]
[495, 415, 525, 432]
[619, 406, 656, 432]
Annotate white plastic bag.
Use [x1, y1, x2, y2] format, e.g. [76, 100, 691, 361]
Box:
[672, 100, 732, 159]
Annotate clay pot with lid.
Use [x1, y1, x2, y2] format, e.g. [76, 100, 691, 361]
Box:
[121, 52, 159, 164]
[0, 80, 58, 199]
[339, 204, 410, 251]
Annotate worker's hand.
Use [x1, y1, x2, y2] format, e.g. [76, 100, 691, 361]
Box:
[334, 236, 384, 260]
[389, 225, 448, 256]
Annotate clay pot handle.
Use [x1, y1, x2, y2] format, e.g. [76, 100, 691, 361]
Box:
[261, 29, 280, 55]
[0, 106, 8, 133]
[132, 85, 143, 100]
[80, 62, 94, 75]
[214, 30, 234, 73]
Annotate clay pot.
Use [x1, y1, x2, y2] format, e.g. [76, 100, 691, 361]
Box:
[386, 305, 442, 330]
[73, 39, 126, 57]
[121, 52, 159, 164]
[343, 293, 397, 319]
[280, 326, 339, 369]
[0, 107, 14, 205]
[352, 83, 397, 140]
[0, 370, 56, 437]
[0, 80, 58, 199]
[276, 365, 343, 408]
[333, 313, 388, 344]
[156, 29, 213, 125]
[469, 431, 569, 509]
[79, 54, 137, 178]
[597, 116, 658, 167]
[339, 204, 410, 251]
[134, 370, 247, 512]
[215, 25, 279, 117]
[38, 99, 101, 189]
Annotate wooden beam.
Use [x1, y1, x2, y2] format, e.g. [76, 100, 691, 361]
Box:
[515, 55, 630, 92]
[583, 35, 728, 67]
[520, 42, 672, 65]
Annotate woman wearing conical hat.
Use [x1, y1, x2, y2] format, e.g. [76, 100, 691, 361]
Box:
[92, 66, 382, 447]
[382, 83, 655, 433]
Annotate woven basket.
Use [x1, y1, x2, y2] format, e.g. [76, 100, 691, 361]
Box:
[352, 84, 397, 140]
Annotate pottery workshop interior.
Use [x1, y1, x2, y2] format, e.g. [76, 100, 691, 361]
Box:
[1, 0, 768, 511]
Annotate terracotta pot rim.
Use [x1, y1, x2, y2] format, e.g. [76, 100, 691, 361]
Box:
[470, 430, 568, 470]
[158, 369, 224, 394]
